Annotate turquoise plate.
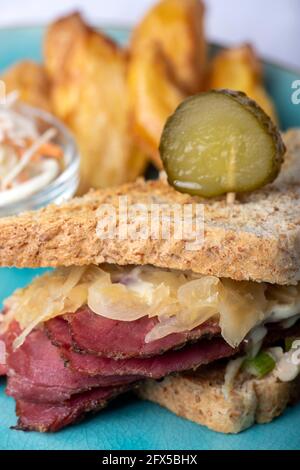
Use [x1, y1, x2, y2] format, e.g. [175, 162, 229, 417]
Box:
[0, 26, 300, 451]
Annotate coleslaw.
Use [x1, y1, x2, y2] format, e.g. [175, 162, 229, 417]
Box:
[0, 92, 64, 206]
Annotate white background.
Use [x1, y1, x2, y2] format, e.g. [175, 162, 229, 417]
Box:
[0, 0, 299, 69]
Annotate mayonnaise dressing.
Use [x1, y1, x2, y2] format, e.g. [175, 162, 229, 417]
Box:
[266, 302, 300, 323]
[274, 340, 300, 382]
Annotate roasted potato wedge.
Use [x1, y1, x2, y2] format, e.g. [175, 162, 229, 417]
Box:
[129, 0, 206, 167]
[128, 47, 186, 168]
[44, 13, 148, 193]
[1, 60, 52, 111]
[207, 44, 278, 123]
[44, 13, 87, 81]
[131, 0, 206, 94]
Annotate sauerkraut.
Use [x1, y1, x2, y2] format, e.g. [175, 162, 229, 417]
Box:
[2, 264, 300, 350]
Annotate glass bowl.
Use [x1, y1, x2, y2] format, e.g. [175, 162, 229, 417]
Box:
[0, 103, 80, 217]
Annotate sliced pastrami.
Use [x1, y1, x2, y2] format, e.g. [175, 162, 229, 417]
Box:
[0, 320, 21, 376]
[6, 329, 141, 403]
[15, 385, 130, 432]
[61, 307, 220, 358]
[59, 337, 236, 378]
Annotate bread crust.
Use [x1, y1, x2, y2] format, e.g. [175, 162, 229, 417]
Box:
[137, 364, 300, 434]
[0, 130, 300, 285]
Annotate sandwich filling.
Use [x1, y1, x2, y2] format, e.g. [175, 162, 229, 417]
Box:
[2, 264, 300, 352]
[1, 264, 300, 431]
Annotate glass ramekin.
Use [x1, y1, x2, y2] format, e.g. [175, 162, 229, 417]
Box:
[0, 103, 80, 217]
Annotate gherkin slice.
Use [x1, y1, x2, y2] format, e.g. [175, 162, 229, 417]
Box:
[159, 89, 285, 197]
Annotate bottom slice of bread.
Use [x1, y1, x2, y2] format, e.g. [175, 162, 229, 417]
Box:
[137, 363, 300, 434]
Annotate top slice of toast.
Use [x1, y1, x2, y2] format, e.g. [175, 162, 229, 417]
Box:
[0, 130, 300, 285]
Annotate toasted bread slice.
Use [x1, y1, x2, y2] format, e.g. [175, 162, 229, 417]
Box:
[0, 129, 299, 285]
[137, 363, 300, 434]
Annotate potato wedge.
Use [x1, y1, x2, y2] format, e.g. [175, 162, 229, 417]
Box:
[1, 60, 52, 112]
[128, 46, 186, 168]
[44, 13, 148, 193]
[131, 0, 206, 94]
[44, 12, 87, 81]
[207, 44, 278, 123]
[129, 0, 206, 167]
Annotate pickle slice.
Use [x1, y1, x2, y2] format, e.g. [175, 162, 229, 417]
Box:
[159, 89, 285, 197]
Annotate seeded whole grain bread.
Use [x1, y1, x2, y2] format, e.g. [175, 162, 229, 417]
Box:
[0, 129, 300, 285]
[137, 363, 300, 434]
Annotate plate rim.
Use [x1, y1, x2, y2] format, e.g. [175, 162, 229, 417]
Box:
[0, 22, 299, 76]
